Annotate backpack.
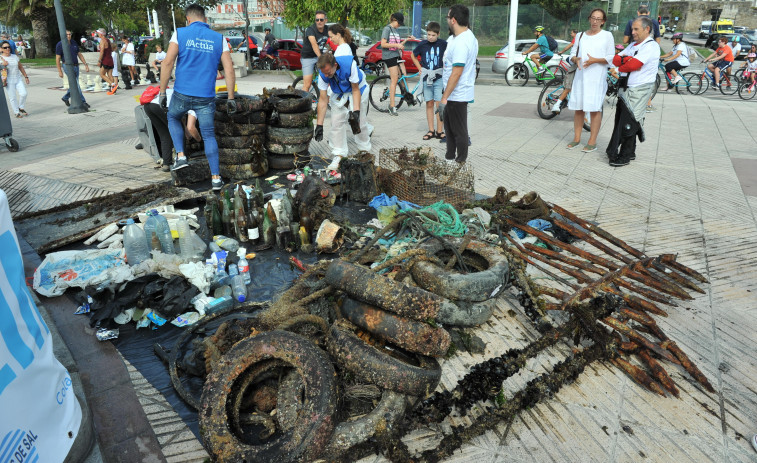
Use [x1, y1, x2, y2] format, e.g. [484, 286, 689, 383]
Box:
[271, 39, 279, 50]
[546, 35, 558, 52]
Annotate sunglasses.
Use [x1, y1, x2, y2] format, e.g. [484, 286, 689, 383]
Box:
[1, 47, 9, 50]
[315, 18, 326, 22]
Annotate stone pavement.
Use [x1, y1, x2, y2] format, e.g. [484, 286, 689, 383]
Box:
[2, 66, 757, 462]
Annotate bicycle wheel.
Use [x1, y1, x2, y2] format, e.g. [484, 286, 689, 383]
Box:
[369, 75, 405, 112]
[276, 58, 290, 71]
[505, 63, 529, 86]
[695, 73, 709, 94]
[679, 72, 700, 95]
[537, 79, 563, 120]
[546, 65, 565, 84]
[720, 75, 739, 95]
[734, 68, 745, 81]
[738, 81, 757, 100]
[292, 76, 319, 105]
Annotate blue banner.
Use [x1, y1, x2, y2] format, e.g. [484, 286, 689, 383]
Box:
[412, 1, 423, 38]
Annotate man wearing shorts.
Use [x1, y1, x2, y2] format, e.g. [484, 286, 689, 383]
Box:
[300, 10, 329, 93]
[704, 36, 734, 89]
[410, 21, 447, 140]
[522, 26, 553, 75]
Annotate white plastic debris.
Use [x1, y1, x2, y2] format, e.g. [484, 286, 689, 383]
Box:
[84, 222, 118, 245]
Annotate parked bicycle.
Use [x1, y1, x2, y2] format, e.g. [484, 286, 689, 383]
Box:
[292, 73, 320, 105]
[369, 62, 422, 113]
[505, 55, 565, 87]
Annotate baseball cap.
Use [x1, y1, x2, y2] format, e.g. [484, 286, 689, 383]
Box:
[96, 28, 106, 35]
[392, 12, 404, 26]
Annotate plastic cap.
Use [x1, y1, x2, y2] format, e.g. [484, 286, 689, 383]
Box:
[237, 295, 246, 302]
[238, 247, 246, 257]
[126, 218, 135, 224]
[150, 209, 159, 214]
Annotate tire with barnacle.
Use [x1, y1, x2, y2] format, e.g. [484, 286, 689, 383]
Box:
[215, 110, 267, 125]
[327, 321, 441, 396]
[214, 122, 266, 136]
[215, 94, 264, 115]
[266, 124, 314, 145]
[340, 297, 451, 358]
[200, 330, 337, 463]
[268, 150, 311, 170]
[410, 237, 509, 302]
[268, 88, 312, 114]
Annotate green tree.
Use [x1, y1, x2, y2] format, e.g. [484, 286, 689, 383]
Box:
[535, 0, 587, 35]
[282, 0, 408, 31]
[4, 0, 54, 57]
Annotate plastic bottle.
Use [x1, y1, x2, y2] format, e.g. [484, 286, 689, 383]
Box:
[213, 235, 240, 252]
[237, 248, 251, 284]
[231, 274, 247, 302]
[214, 285, 232, 298]
[229, 263, 238, 277]
[177, 217, 193, 260]
[143, 209, 158, 250]
[123, 219, 150, 266]
[145, 209, 175, 254]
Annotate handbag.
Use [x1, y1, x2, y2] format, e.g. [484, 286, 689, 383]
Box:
[567, 32, 583, 74]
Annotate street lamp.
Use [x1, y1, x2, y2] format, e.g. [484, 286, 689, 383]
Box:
[53, 0, 87, 113]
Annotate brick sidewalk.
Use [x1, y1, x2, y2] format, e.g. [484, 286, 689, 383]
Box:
[4, 66, 757, 462]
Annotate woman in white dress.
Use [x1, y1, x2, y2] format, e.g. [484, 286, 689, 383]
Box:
[0, 41, 30, 118]
[567, 8, 615, 153]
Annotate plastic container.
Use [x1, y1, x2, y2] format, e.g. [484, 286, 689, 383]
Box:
[214, 285, 232, 298]
[189, 230, 208, 259]
[206, 295, 233, 314]
[231, 275, 247, 302]
[213, 235, 240, 252]
[229, 263, 238, 277]
[143, 209, 158, 250]
[237, 248, 251, 284]
[123, 218, 150, 266]
[144, 209, 175, 254]
[177, 217, 193, 260]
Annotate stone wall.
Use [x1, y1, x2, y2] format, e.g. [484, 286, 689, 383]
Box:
[659, 1, 757, 31]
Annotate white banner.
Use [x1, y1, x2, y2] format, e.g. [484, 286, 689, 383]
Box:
[0, 189, 81, 463]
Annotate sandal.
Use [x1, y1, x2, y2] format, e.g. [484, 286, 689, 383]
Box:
[437, 131, 446, 142]
[423, 130, 435, 140]
[14, 113, 22, 118]
[19, 109, 27, 115]
[566, 141, 580, 149]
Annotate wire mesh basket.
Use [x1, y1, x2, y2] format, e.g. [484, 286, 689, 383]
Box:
[377, 147, 475, 208]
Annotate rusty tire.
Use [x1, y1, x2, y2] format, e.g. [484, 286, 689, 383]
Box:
[216, 94, 264, 115]
[268, 88, 312, 113]
[410, 238, 510, 302]
[272, 110, 314, 128]
[327, 322, 441, 396]
[200, 330, 337, 463]
[217, 148, 252, 165]
[267, 151, 312, 170]
[215, 110, 267, 124]
[215, 122, 267, 136]
[323, 390, 407, 458]
[267, 124, 314, 145]
[266, 141, 310, 155]
[341, 297, 451, 358]
[217, 136, 263, 150]
[219, 161, 268, 179]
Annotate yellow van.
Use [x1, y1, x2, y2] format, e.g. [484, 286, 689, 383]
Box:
[713, 20, 734, 35]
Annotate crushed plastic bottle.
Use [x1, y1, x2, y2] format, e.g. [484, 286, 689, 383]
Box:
[231, 274, 247, 302]
[145, 209, 175, 254]
[213, 235, 240, 252]
[206, 295, 233, 314]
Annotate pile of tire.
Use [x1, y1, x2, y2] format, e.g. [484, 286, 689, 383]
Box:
[214, 94, 269, 179]
[266, 88, 314, 170]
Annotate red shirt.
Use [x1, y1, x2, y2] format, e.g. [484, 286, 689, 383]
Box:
[716, 45, 734, 62]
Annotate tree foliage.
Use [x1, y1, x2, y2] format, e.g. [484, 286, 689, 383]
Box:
[534, 0, 586, 23]
[282, 0, 409, 30]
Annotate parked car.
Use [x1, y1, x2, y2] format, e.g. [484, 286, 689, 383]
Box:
[269, 39, 304, 70]
[354, 33, 373, 46]
[735, 26, 747, 33]
[363, 39, 422, 73]
[492, 39, 571, 74]
[710, 34, 751, 60]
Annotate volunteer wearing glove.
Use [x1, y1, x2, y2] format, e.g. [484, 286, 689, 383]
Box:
[314, 25, 372, 170]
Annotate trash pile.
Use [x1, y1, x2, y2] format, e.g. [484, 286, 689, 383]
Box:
[31, 145, 711, 462]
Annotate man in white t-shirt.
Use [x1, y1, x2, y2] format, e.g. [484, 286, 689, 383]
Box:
[605, 16, 659, 167]
[729, 36, 742, 62]
[440, 4, 478, 164]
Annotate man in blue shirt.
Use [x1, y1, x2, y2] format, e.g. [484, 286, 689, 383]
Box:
[522, 26, 553, 75]
[622, 7, 661, 45]
[56, 30, 90, 108]
[158, 3, 236, 191]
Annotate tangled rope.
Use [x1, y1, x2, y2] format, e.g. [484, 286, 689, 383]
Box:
[404, 202, 467, 239]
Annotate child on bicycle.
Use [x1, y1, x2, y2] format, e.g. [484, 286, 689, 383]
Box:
[660, 32, 689, 90]
[743, 53, 757, 85]
[410, 22, 447, 140]
[703, 37, 734, 89]
[522, 26, 553, 75]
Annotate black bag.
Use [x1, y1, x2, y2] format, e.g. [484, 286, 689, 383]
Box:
[546, 35, 558, 52]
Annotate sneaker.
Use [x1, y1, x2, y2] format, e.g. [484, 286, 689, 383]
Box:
[609, 159, 630, 167]
[550, 100, 562, 113]
[83, 102, 90, 110]
[389, 106, 399, 116]
[445, 158, 458, 166]
[61, 97, 70, 107]
[211, 178, 224, 191]
[468, 137, 472, 146]
[672, 75, 682, 84]
[751, 434, 757, 453]
[663, 86, 672, 92]
[537, 67, 547, 75]
[170, 157, 189, 171]
[160, 165, 170, 172]
[135, 143, 144, 150]
[327, 155, 343, 170]
[646, 105, 656, 113]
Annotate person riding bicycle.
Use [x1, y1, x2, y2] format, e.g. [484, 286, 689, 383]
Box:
[660, 32, 689, 90]
[704, 36, 734, 89]
[263, 28, 278, 56]
[522, 26, 553, 75]
[743, 53, 757, 86]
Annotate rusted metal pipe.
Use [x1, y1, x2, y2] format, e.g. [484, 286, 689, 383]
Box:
[551, 218, 634, 264]
[612, 358, 665, 396]
[602, 317, 678, 364]
[659, 254, 708, 283]
[648, 324, 715, 393]
[637, 350, 680, 398]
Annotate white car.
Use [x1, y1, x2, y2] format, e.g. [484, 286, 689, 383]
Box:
[492, 39, 571, 74]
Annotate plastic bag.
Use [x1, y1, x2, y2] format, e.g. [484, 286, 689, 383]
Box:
[34, 248, 132, 297]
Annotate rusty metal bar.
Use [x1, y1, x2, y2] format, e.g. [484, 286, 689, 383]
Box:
[612, 358, 665, 396]
[523, 242, 605, 276]
[607, 289, 669, 317]
[619, 307, 657, 328]
[648, 325, 716, 393]
[659, 254, 708, 283]
[602, 317, 678, 364]
[637, 350, 680, 398]
[651, 260, 705, 294]
[560, 267, 629, 310]
[503, 233, 581, 290]
[551, 218, 634, 264]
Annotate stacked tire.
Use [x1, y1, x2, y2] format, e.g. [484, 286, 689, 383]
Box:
[214, 94, 269, 179]
[267, 88, 314, 170]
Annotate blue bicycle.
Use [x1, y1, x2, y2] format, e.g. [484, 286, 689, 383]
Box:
[693, 60, 740, 95]
[369, 65, 423, 113]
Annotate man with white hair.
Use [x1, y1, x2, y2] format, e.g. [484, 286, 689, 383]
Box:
[605, 16, 659, 167]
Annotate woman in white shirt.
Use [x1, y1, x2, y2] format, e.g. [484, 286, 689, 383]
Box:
[0, 41, 30, 117]
[121, 36, 136, 85]
[567, 8, 614, 153]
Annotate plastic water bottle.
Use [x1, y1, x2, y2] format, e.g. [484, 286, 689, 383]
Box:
[177, 217, 193, 260]
[123, 219, 150, 266]
[214, 285, 232, 298]
[143, 210, 159, 250]
[231, 275, 247, 302]
[153, 210, 176, 254]
[229, 263, 238, 277]
[213, 235, 239, 252]
[237, 248, 251, 284]
[206, 295, 233, 314]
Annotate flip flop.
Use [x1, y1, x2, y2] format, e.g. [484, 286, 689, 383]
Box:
[582, 144, 597, 153]
[566, 141, 580, 149]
